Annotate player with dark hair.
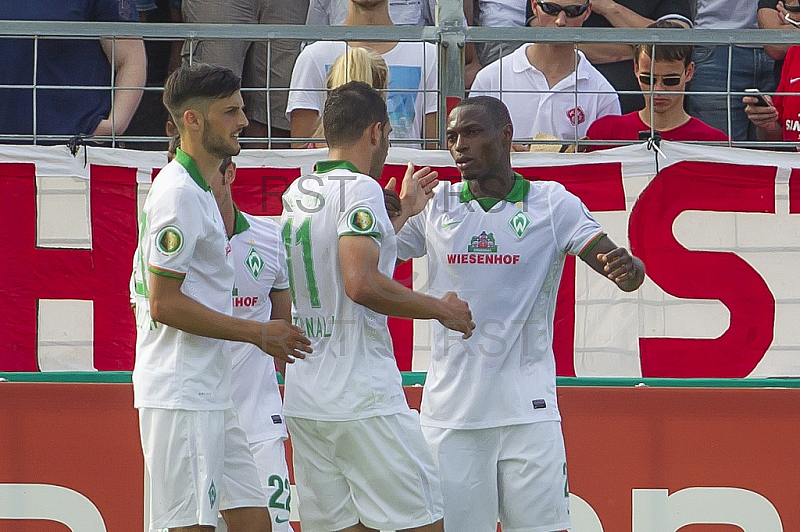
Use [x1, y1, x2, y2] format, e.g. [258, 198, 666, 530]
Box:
[280, 81, 474, 532]
[132, 63, 311, 532]
[395, 96, 646, 532]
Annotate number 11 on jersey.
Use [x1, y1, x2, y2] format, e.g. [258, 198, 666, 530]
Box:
[281, 217, 321, 308]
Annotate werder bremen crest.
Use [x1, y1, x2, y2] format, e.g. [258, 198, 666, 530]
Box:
[245, 246, 266, 280]
[509, 210, 532, 238]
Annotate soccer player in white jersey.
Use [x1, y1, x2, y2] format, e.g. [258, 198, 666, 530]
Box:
[280, 81, 475, 532]
[167, 136, 298, 531]
[395, 96, 646, 532]
[131, 63, 311, 532]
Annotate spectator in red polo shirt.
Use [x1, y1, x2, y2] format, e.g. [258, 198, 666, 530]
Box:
[586, 20, 728, 151]
[744, 44, 800, 148]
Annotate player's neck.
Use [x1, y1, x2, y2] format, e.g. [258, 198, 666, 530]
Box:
[639, 104, 691, 132]
[468, 169, 516, 200]
[326, 147, 373, 178]
[178, 140, 223, 191]
[218, 199, 236, 238]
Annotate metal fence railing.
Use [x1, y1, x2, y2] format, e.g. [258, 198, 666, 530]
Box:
[0, 12, 798, 150]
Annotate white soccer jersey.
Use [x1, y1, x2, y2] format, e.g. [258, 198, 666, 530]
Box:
[396, 177, 604, 429]
[280, 160, 407, 421]
[470, 44, 621, 140]
[228, 211, 291, 443]
[286, 41, 438, 144]
[132, 149, 234, 410]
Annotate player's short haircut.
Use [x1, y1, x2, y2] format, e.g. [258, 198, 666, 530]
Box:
[451, 96, 513, 131]
[323, 81, 389, 147]
[634, 20, 694, 68]
[163, 63, 241, 130]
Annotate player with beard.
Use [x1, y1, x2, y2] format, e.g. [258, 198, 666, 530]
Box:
[281, 81, 474, 532]
[131, 63, 312, 532]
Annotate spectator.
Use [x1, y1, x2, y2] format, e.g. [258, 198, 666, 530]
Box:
[466, 0, 528, 68]
[0, 1, 146, 143]
[182, 0, 309, 148]
[573, 0, 692, 114]
[688, 0, 776, 141]
[287, 0, 438, 148]
[306, 0, 435, 26]
[586, 21, 728, 150]
[308, 47, 390, 147]
[758, 1, 796, 62]
[470, 0, 620, 144]
[743, 45, 800, 147]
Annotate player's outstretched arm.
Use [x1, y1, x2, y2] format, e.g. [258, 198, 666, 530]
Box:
[385, 162, 439, 233]
[269, 288, 293, 375]
[580, 234, 646, 292]
[149, 273, 311, 362]
[339, 235, 475, 338]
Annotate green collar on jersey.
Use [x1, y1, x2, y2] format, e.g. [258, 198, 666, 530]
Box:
[314, 159, 362, 174]
[231, 205, 250, 237]
[460, 173, 530, 212]
[174, 148, 210, 192]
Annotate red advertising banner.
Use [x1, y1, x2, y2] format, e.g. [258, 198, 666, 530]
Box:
[1, 381, 797, 531]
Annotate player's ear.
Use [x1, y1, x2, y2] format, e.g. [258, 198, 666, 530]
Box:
[224, 163, 237, 186]
[368, 121, 383, 146]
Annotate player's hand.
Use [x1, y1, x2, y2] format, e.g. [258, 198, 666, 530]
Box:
[399, 162, 439, 219]
[384, 177, 402, 218]
[259, 319, 312, 363]
[438, 291, 476, 339]
[598, 248, 645, 292]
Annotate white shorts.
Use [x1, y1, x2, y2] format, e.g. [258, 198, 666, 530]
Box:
[139, 408, 267, 531]
[217, 437, 295, 532]
[287, 410, 444, 532]
[422, 421, 570, 532]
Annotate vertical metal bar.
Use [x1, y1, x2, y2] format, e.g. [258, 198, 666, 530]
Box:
[110, 37, 117, 147]
[32, 35, 39, 144]
[266, 37, 272, 149]
[727, 43, 733, 146]
[437, 0, 465, 148]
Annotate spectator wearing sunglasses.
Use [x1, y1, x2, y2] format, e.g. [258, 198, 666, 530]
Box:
[586, 20, 728, 151]
[570, 0, 692, 114]
[470, 0, 621, 146]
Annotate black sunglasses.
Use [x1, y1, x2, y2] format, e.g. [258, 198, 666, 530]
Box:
[535, 1, 590, 17]
[783, 3, 800, 12]
[638, 74, 683, 87]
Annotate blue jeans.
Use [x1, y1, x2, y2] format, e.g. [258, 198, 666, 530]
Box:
[689, 45, 776, 141]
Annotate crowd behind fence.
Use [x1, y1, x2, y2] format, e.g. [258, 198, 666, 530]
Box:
[0, 18, 798, 151]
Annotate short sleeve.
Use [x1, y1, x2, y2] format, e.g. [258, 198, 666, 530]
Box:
[758, 0, 779, 10]
[548, 183, 604, 255]
[336, 177, 390, 241]
[146, 187, 203, 279]
[286, 44, 336, 117]
[396, 209, 428, 260]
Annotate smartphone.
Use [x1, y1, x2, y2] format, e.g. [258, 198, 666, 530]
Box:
[745, 88, 770, 107]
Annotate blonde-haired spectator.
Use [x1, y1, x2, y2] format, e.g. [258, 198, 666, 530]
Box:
[307, 47, 390, 148]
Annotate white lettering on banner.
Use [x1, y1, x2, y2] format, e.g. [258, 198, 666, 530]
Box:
[632, 487, 783, 531]
[0, 483, 107, 531]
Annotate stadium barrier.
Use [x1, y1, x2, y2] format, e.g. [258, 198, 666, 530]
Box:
[2, 143, 800, 377]
[0, 373, 797, 531]
[0, 16, 798, 148]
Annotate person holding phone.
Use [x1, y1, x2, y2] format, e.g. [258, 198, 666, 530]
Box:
[585, 20, 728, 150]
[744, 44, 800, 147]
